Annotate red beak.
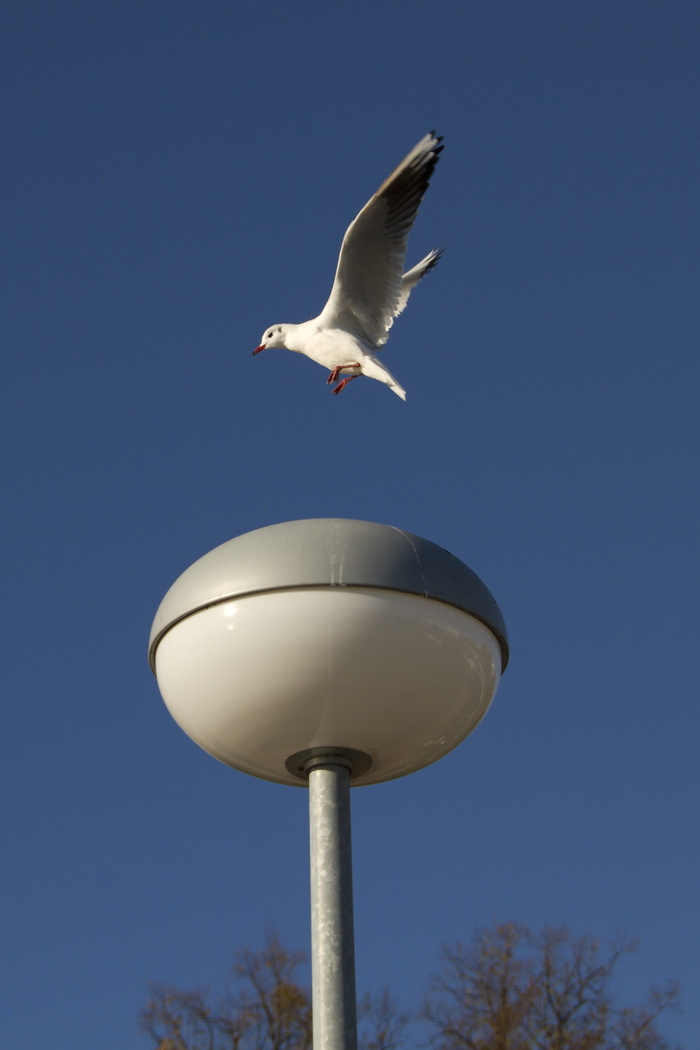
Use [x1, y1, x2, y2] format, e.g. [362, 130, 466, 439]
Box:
[252, 344, 266, 356]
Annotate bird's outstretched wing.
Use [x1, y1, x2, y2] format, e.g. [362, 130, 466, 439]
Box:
[317, 132, 443, 347]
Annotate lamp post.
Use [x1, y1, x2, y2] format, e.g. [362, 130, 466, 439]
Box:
[149, 518, 508, 1050]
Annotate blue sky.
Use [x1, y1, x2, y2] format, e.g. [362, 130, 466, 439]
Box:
[2, 1, 698, 1046]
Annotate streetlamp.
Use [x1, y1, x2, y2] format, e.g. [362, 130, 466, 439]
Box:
[149, 518, 508, 1050]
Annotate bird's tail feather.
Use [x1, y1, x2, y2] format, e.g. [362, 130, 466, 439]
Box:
[361, 354, 407, 400]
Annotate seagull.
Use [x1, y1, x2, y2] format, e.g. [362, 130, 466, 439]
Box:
[253, 132, 443, 400]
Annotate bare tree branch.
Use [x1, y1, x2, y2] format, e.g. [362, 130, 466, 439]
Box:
[140, 924, 680, 1050]
[423, 924, 679, 1050]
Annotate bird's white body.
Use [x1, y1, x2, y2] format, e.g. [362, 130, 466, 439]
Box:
[253, 133, 443, 400]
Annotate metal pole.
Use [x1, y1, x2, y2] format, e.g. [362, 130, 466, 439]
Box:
[306, 755, 358, 1050]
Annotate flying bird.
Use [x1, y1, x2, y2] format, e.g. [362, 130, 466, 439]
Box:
[253, 132, 443, 400]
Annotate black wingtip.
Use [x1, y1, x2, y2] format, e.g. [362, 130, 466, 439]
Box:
[429, 130, 445, 152]
[426, 247, 445, 273]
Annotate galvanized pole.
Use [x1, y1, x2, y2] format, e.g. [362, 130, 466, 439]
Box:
[306, 754, 358, 1050]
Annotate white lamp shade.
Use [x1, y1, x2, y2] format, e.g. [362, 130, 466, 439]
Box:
[154, 586, 501, 786]
[150, 520, 508, 787]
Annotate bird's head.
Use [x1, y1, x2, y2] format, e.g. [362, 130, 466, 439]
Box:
[252, 325, 288, 355]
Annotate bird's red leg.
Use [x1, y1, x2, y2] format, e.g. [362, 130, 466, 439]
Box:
[327, 363, 361, 385]
[332, 374, 361, 395]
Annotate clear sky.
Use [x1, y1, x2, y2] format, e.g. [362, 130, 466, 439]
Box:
[2, 1, 698, 1046]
